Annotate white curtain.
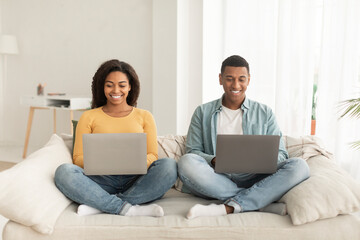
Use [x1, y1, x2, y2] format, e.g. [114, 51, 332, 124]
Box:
[274, 0, 318, 137]
[221, 0, 360, 180]
[316, 0, 360, 181]
[223, 0, 318, 136]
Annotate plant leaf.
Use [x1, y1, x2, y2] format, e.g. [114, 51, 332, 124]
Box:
[338, 98, 360, 119]
[349, 141, 360, 150]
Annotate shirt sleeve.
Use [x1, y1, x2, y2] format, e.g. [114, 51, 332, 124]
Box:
[144, 111, 158, 168]
[72, 112, 92, 168]
[186, 106, 215, 164]
[266, 108, 289, 163]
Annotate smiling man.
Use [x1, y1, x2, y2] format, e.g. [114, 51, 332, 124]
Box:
[177, 55, 310, 219]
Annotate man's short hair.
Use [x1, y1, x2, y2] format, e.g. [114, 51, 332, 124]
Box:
[220, 55, 250, 74]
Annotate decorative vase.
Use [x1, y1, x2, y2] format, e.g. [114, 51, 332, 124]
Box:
[311, 119, 316, 135]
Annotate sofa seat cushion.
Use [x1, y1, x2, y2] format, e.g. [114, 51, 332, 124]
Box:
[3, 189, 360, 240]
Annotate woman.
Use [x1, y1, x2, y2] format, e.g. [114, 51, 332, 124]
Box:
[55, 59, 177, 217]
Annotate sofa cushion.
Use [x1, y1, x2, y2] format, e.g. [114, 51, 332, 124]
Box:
[0, 134, 73, 234]
[3, 189, 360, 240]
[157, 135, 187, 191]
[71, 120, 78, 154]
[278, 135, 360, 224]
[279, 155, 360, 225]
[284, 135, 333, 160]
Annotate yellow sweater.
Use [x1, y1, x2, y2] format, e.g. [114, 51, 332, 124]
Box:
[73, 107, 158, 168]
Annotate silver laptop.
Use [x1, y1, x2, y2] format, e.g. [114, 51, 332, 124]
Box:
[215, 135, 280, 174]
[83, 133, 147, 175]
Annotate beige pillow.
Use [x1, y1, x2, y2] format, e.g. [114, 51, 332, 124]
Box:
[280, 135, 360, 224]
[284, 135, 333, 160]
[280, 155, 360, 225]
[0, 134, 73, 234]
[157, 135, 186, 191]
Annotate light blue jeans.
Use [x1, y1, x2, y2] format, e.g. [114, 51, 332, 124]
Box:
[55, 158, 177, 215]
[178, 153, 309, 213]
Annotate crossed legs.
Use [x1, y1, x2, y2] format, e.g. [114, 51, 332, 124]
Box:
[178, 153, 309, 219]
[55, 158, 177, 216]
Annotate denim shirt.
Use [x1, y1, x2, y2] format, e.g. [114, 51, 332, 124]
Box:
[185, 96, 289, 165]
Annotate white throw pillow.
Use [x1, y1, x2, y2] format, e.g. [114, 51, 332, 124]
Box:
[280, 135, 360, 224]
[0, 134, 73, 234]
[60, 133, 73, 153]
[279, 155, 360, 225]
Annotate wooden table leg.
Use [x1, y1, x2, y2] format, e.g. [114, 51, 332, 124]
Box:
[23, 107, 35, 159]
[70, 110, 74, 135]
[53, 109, 56, 133]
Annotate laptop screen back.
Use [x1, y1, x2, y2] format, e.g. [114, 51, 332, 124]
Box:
[83, 133, 147, 175]
[215, 134, 280, 174]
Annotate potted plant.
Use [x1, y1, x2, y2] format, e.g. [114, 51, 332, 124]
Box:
[311, 82, 318, 135]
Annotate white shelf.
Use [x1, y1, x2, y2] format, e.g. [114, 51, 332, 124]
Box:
[21, 95, 91, 110]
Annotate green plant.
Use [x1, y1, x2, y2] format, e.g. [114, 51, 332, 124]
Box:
[312, 83, 318, 120]
[339, 97, 360, 150]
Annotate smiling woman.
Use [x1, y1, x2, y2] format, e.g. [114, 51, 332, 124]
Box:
[91, 60, 140, 109]
[53, 59, 177, 218]
[102, 71, 133, 118]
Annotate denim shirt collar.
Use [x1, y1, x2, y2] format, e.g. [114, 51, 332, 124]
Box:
[241, 97, 250, 111]
[215, 94, 250, 113]
[215, 98, 222, 112]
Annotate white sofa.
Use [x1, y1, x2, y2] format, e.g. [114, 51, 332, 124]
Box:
[1, 134, 360, 240]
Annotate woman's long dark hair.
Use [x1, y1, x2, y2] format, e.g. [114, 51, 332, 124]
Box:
[91, 59, 140, 109]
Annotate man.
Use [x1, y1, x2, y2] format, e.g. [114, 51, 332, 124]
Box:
[178, 55, 310, 219]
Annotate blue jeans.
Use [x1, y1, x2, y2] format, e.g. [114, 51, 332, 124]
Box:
[55, 158, 177, 215]
[178, 153, 309, 213]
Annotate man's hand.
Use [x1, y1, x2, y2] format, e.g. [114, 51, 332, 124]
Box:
[211, 157, 216, 167]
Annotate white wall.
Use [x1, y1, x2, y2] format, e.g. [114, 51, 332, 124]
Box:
[0, 0, 207, 151]
[1, 0, 153, 149]
[202, 0, 224, 104]
[152, 0, 177, 136]
[152, 0, 204, 136]
[176, 0, 203, 135]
